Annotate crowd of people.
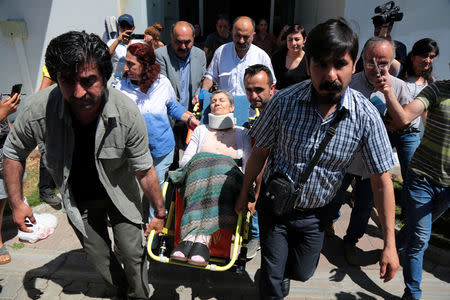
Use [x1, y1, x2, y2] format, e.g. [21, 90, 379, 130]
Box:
[0, 6, 448, 300]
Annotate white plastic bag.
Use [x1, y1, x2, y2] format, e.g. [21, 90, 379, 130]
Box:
[18, 198, 58, 243]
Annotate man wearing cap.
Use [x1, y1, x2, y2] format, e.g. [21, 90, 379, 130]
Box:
[107, 14, 141, 87]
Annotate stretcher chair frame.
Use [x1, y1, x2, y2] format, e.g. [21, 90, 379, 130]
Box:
[147, 180, 252, 272]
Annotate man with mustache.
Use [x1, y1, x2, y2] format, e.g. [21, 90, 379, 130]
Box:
[235, 19, 399, 299]
[196, 16, 275, 100]
[3, 31, 165, 299]
[327, 36, 413, 266]
[155, 21, 206, 151]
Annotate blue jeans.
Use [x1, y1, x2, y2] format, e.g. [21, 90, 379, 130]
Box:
[250, 211, 260, 240]
[327, 174, 373, 245]
[389, 130, 421, 213]
[402, 171, 449, 299]
[149, 148, 175, 220]
[389, 131, 421, 180]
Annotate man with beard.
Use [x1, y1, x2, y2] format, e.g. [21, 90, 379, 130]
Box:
[235, 18, 399, 299]
[196, 16, 275, 100]
[3, 31, 165, 299]
[326, 36, 414, 266]
[155, 21, 206, 152]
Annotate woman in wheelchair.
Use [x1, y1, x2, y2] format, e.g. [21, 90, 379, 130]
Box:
[169, 90, 252, 266]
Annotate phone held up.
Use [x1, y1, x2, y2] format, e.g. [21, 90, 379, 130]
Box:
[10, 83, 22, 97]
[130, 34, 145, 39]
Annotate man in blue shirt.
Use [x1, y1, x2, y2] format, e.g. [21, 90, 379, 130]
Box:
[235, 18, 399, 299]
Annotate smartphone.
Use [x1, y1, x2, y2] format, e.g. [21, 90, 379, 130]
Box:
[372, 58, 382, 77]
[130, 34, 145, 39]
[10, 83, 22, 96]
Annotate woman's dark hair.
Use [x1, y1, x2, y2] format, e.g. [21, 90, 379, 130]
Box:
[124, 43, 161, 91]
[284, 24, 307, 40]
[256, 18, 268, 33]
[45, 31, 112, 83]
[400, 38, 439, 83]
[305, 18, 358, 64]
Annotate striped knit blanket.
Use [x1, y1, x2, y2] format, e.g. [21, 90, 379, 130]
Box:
[168, 152, 245, 239]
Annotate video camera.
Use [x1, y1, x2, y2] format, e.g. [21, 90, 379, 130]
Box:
[372, 1, 403, 27]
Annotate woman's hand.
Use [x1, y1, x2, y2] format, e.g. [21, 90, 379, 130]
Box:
[0, 93, 20, 122]
[188, 116, 200, 130]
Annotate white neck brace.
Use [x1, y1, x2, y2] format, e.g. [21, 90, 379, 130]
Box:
[208, 113, 236, 129]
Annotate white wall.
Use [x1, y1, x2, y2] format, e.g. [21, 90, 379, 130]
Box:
[344, 0, 450, 80]
[294, 0, 346, 32]
[0, 0, 52, 98]
[117, 0, 149, 34]
[0, 0, 117, 109]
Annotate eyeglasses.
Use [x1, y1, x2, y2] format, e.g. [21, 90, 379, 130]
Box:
[364, 62, 390, 69]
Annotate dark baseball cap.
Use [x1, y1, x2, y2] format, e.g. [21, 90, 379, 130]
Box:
[118, 14, 134, 27]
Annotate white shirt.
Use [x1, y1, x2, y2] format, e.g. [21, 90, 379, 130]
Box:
[205, 42, 276, 96]
[180, 124, 252, 170]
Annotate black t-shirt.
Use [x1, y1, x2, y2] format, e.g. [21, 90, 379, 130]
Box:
[204, 32, 233, 66]
[271, 47, 309, 90]
[69, 116, 108, 202]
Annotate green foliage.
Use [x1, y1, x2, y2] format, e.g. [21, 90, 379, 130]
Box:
[11, 242, 25, 250]
[26, 188, 42, 207]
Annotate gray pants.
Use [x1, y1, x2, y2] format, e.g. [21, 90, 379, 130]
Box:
[70, 197, 149, 299]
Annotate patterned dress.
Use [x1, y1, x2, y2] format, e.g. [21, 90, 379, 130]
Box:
[169, 152, 246, 239]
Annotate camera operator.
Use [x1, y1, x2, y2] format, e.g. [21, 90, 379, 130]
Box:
[107, 14, 142, 87]
[356, 1, 407, 77]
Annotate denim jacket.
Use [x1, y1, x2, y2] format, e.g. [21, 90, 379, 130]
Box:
[3, 86, 153, 236]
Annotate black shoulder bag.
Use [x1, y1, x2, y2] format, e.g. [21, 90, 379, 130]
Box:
[264, 108, 347, 217]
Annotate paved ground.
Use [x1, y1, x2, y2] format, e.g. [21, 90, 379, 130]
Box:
[1, 193, 449, 299]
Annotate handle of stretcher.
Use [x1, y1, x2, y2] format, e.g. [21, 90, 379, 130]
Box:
[147, 211, 245, 271]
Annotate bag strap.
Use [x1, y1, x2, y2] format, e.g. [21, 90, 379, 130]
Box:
[298, 107, 348, 186]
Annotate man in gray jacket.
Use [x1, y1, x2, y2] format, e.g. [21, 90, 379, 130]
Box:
[155, 21, 206, 152]
[3, 31, 165, 299]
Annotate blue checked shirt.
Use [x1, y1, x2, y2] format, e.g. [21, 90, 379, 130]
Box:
[250, 80, 395, 208]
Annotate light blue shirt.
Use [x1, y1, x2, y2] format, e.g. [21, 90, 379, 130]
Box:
[117, 75, 186, 157]
[175, 53, 191, 110]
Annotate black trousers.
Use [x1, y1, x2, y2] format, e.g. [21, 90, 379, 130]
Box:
[258, 200, 326, 299]
[39, 158, 56, 197]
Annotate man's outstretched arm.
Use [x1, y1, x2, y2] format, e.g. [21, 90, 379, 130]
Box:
[370, 171, 400, 282]
[235, 146, 271, 214]
[3, 157, 35, 232]
[136, 166, 165, 235]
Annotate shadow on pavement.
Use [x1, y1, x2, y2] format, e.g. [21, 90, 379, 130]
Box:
[23, 249, 114, 299]
[322, 235, 400, 299]
[148, 260, 257, 299]
[335, 291, 378, 299]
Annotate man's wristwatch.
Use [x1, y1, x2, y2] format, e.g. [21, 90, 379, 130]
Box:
[154, 212, 167, 220]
